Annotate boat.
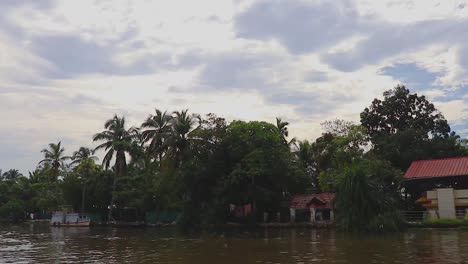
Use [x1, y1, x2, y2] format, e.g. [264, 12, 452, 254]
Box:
[50, 211, 91, 227]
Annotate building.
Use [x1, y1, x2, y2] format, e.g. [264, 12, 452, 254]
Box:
[404, 156, 468, 219]
[289, 193, 335, 223]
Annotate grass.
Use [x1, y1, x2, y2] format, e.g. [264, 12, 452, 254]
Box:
[408, 218, 468, 228]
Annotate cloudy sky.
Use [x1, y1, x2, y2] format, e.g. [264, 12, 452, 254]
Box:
[1, 0, 467, 173]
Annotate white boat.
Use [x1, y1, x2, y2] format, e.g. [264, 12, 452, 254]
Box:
[50, 212, 91, 227]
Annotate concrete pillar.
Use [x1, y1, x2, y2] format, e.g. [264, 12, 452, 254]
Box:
[290, 208, 296, 222]
[276, 212, 281, 222]
[263, 212, 268, 223]
[310, 208, 316, 223]
[437, 188, 456, 219]
[330, 210, 334, 221]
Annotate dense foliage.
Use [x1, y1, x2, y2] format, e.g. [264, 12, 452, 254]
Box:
[1, 86, 467, 232]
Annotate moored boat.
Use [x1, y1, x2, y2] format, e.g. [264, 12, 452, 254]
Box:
[50, 212, 91, 227]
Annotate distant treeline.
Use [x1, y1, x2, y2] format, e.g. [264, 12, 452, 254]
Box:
[1, 85, 467, 231]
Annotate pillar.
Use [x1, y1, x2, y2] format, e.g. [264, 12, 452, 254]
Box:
[290, 208, 296, 222]
[310, 208, 316, 223]
[330, 210, 334, 221]
[276, 212, 281, 222]
[263, 212, 268, 223]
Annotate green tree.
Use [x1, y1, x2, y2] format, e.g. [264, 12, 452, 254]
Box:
[93, 115, 133, 221]
[361, 85, 464, 170]
[275, 117, 295, 146]
[222, 121, 307, 220]
[166, 110, 196, 167]
[71, 147, 98, 167]
[335, 158, 403, 232]
[2, 169, 23, 182]
[141, 109, 172, 165]
[39, 141, 70, 182]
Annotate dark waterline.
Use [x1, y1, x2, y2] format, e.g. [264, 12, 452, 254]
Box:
[1, 223, 468, 263]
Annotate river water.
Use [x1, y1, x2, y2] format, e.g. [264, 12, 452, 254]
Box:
[1, 224, 468, 263]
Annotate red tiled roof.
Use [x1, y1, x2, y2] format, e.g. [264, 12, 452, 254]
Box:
[290, 193, 335, 209]
[404, 156, 468, 180]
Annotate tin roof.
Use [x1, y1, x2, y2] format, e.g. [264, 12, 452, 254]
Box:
[404, 156, 468, 180]
[290, 193, 335, 209]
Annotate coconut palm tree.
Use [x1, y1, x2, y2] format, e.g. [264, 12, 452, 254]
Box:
[71, 147, 98, 212]
[71, 147, 98, 167]
[39, 141, 70, 182]
[276, 117, 296, 147]
[167, 109, 196, 167]
[93, 115, 133, 221]
[141, 109, 172, 165]
[2, 169, 23, 182]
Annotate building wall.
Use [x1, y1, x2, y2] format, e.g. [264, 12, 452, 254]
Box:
[437, 188, 456, 218]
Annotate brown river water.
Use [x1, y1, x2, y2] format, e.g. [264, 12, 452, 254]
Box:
[1, 223, 468, 263]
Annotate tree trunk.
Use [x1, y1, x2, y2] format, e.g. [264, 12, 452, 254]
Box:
[108, 151, 127, 222]
[108, 175, 117, 222]
[81, 183, 87, 213]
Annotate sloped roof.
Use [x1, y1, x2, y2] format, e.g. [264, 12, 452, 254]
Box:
[404, 156, 468, 180]
[290, 193, 335, 209]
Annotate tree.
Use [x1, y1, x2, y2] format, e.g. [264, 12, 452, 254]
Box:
[222, 121, 307, 219]
[361, 85, 450, 138]
[2, 169, 23, 182]
[276, 117, 296, 146]
[321, 119, 354, 137]
[141, 109, 172, 165]
[361, 85, 463, 170]
[71, 147, 98, 212]
[93, 115, 133, 221]
[166, 110, 196, 167]
[294, 140, 316, 189]
[39, 141, 70, 182]
[71, 147, 98, 167]
[335, 158, 403, 232]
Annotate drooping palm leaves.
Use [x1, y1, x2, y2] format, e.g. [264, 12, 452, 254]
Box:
[71, 147, 98, 167]
[167, 109, 196, 166]
[39, 141, 70, 181]
[276, 117, 296, 147]
[2, 169, 23, 182]
[141, 109, 172, 164]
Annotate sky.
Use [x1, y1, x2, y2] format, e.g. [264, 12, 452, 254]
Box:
[1, 0, 467, 173]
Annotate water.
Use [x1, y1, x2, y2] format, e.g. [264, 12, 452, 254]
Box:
[1, 224, 468, 263]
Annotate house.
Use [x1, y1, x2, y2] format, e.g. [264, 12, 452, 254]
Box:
[404, 156, 468, 219]
[289, 193, 335, 223]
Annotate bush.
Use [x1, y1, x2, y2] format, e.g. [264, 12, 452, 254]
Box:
[0, 199, 26, 222]
[424, 218, 468, 227]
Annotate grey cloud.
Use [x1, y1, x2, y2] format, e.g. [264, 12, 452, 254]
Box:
[322, 20, 468, 71]
[30, 34, 167, 78]
[236, 0, 468, 72]
[304, 71, 328, 82]
[235, 0, 360, 54]
[267, 90, 355, 116]
[190, 50, 339, 116]
[199, 53, 281, 90]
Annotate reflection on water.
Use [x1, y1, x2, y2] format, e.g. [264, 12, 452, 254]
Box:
[1, 224, 468, 263]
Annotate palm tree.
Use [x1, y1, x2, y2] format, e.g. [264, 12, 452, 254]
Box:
[71, 147, 98, 212]
[39, 141, 70, 182]
[71, 147, 98, 167]
[167, 109, 195, 167]
[276, 117, 296, 147]
[2, 169, 23, 182]
[93, 115, 133, 221]
[141, 109, 172, 165]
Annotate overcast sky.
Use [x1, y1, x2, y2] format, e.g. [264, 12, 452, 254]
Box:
[1, 0, 467, 173]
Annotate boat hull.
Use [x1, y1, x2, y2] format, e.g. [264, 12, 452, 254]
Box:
[50, 221, 91, 227]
